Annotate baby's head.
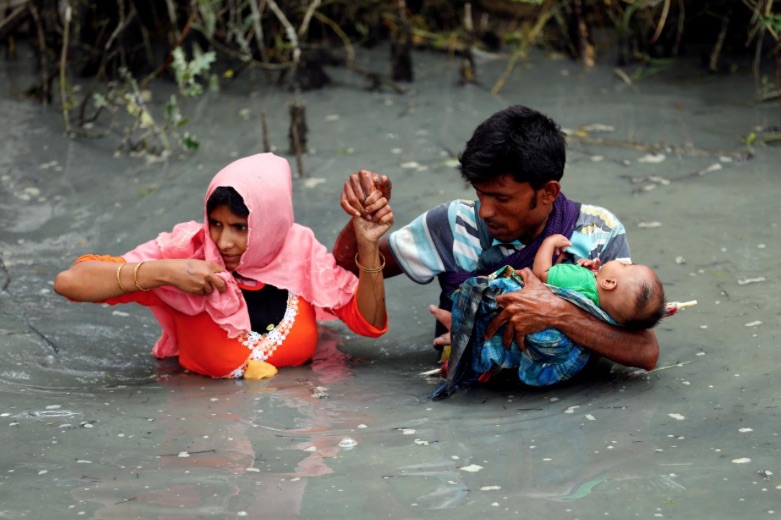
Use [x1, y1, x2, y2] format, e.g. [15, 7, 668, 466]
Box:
[596, 261, 666, 329]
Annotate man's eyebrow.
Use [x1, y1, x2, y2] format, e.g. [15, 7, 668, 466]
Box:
[475, 187, 509, 197]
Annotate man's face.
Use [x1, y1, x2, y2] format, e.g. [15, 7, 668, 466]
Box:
[473, 174, 553, 244]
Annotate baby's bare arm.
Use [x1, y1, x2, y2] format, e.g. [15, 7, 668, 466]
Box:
[533, 234, 571, 282]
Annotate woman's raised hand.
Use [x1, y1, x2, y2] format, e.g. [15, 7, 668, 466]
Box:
[352, 183, 394, 244]
[340, 169, 392, 220]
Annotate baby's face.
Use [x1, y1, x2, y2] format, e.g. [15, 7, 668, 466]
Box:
[598, 261, 657, 323]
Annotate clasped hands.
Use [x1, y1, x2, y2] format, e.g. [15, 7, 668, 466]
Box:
[340, 169, 394, 234]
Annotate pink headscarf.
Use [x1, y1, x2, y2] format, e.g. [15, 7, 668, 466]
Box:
[123, 153, 359, 358]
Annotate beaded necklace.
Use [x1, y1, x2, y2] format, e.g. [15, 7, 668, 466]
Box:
[229, 293, 299, 378]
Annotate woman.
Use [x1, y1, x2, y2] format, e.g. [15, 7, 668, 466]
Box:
[54, 153, 394, 379]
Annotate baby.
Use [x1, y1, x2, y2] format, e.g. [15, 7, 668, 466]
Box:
[533, 234, 666, 329]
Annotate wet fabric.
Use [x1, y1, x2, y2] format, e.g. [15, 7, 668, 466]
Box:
[547, 263, 600, 306]
[433, 266, 616, 399]
[74, 255, 386, 378]
[387, 195, 629, 338]
[121, 153, 360, 357]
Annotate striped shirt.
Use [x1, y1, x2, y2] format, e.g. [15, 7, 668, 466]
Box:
[388, 199, 631, 283]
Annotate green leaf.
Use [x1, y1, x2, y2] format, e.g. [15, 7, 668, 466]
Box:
[93, 92, 109, 109]
[181, 133, 200, 150]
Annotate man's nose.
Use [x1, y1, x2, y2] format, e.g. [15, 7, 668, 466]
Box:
[478, 200, 494, 219]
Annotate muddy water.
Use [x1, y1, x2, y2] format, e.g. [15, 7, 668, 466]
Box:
[1, 44, 780, 519]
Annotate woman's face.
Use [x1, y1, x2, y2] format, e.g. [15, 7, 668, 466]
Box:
[208, 204, 249, 271]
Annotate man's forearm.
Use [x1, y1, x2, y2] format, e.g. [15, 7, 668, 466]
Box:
[550, 303, 659, 371]
[333, 222, 360, 274]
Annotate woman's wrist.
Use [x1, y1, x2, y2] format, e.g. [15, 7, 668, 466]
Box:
[355, 243, 382, 271]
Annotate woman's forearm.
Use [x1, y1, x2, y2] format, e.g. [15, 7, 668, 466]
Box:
[54, 260, 161, 302]
[353, 242, 387, 329]
[55, 258, 228, 301]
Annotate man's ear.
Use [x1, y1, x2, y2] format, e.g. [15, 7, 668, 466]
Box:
[540, 181, 561, 205]
[599, 277, 617, 291]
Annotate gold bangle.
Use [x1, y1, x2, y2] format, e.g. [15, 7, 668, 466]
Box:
[116, 264, 128, 293]
[133, 262, 150, 291]
[355, 252, 385, 273]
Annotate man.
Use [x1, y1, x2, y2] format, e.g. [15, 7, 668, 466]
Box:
[333, 105, 658, 382]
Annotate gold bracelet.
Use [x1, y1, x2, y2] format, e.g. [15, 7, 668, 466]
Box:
[116, 264, 128, 293]
[354, 252, 385, 273]
[133, 262, 150, 291]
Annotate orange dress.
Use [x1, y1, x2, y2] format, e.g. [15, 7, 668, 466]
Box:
[76, 255, 386, 378]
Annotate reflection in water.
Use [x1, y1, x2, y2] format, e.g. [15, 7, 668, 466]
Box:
[69, 327, 368, 519]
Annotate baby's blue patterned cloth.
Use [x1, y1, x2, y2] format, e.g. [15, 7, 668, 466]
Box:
[434, 266, 616, 399]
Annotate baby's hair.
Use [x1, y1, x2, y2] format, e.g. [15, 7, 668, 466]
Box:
[622, 269, 666, 330]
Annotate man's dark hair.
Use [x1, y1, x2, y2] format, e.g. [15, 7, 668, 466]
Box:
[206, 186, 249, 217]
[458, 105, 567, 189]
[623, 273, 666, 330]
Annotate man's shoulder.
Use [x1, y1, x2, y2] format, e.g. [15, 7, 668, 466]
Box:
[425, 199, 477, 226]
[438, 198, 476, 212]
[576, 203, 625, 231]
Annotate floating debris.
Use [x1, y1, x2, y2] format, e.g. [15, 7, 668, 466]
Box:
[636, 183, 657, 193]
[638, 153, 666, 163]
[338, 437, 358, 449]
[665, 300, 697, 316]
[648, 176, 671, 185]
[737, 277, 765, 285]
[697, 163, 722, 176]
[414, 439, 429, 446]
[302, 178, 326, 189]
[675, 256, 686, 265]
[638, 221, 662, 228]
[177, 451, 190, 458]
[311, 386, 329, 399]
[668, 413, 685, 421]
[459, 464, 483, 472]
[745, 321, 762, 327]
[731, 458, 751, 464]
[738, 428, 753, 433]
[480, 485, 501, 491]
[324, 114, 340, 121]
[581, 124, 615, 133]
